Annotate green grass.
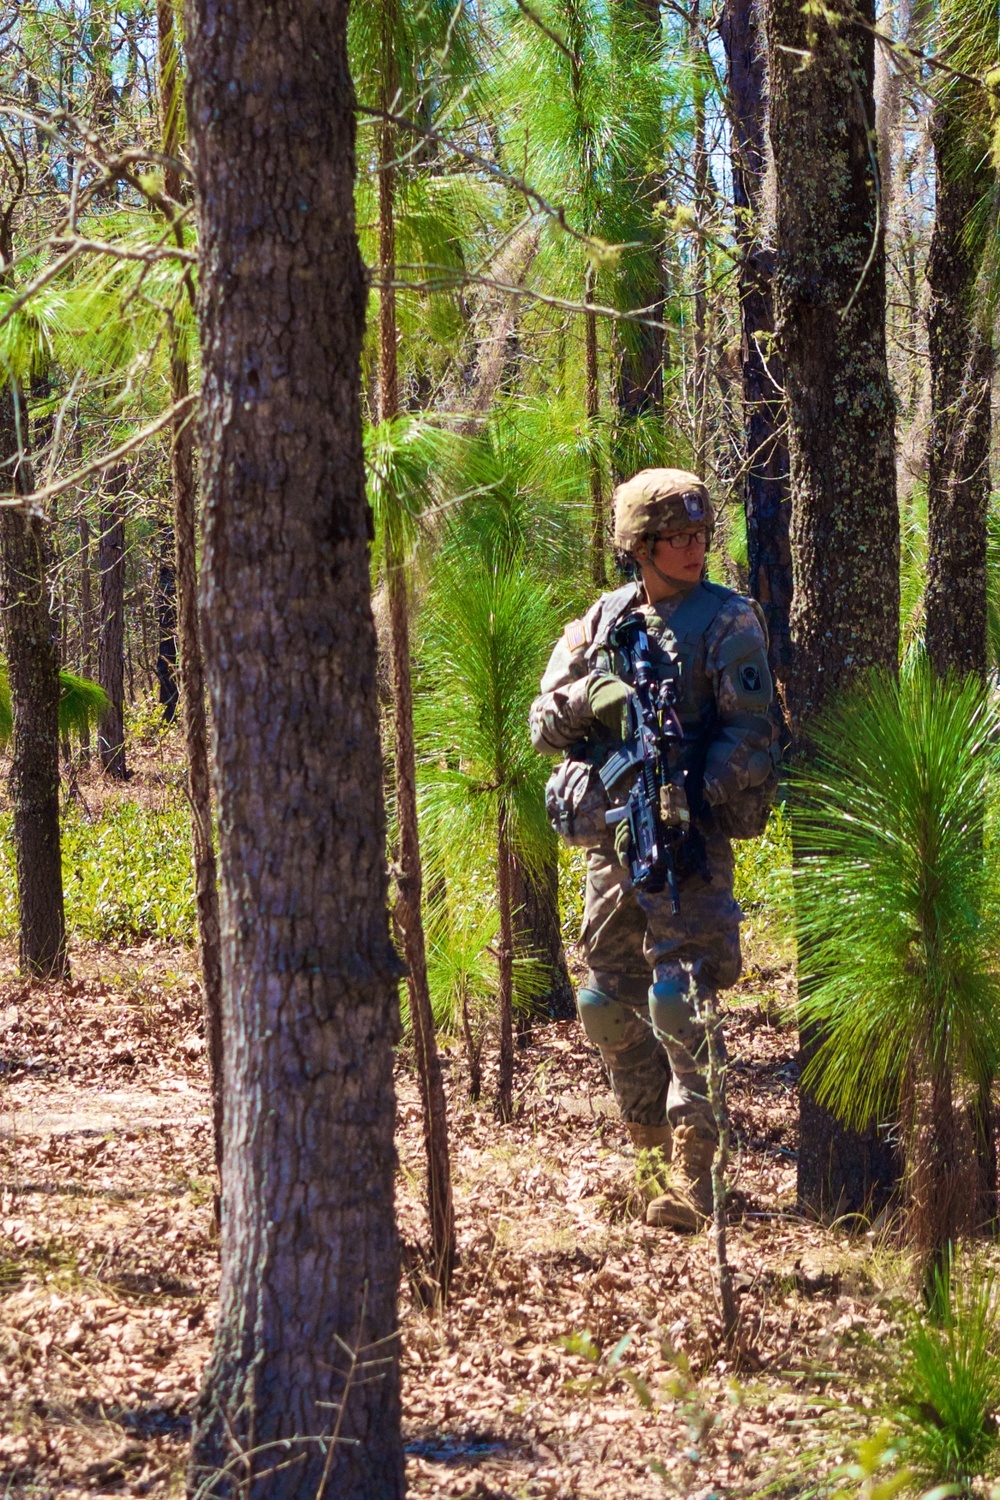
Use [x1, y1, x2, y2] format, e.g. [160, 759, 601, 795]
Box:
[0, 801, 196, 945]
[894, 1265, 1000, 1490]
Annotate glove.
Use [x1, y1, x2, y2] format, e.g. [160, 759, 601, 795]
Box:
[586, 672, 632, 738]
[614, 817, 632, 869]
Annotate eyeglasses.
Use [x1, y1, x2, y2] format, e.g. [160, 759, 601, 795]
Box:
[652, 528, 712, 550]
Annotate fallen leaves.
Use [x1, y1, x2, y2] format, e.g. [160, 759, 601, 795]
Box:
[0, 951, 921, 1499]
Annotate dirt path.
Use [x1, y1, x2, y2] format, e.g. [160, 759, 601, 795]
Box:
[0, 953, 895, 1499]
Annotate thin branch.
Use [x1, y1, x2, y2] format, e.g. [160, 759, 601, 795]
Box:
[375, 264, 669, 328]
[356, 103, 615, 256]
[513, 0, 576, 63]
[1, 396, 197, 517]
[51, 234, 197, 265]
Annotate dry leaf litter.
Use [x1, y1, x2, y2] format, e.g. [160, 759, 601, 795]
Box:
[0, 933, 913, 1499]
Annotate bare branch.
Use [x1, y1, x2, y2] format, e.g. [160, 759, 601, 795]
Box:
[356, 103, 618, 257]
[1, 395, 197, 517]
[513, 0, 576, 64]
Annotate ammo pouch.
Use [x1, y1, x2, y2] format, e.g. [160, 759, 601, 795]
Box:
[709, 738, 781, 841]
[545, 755, 611, 847]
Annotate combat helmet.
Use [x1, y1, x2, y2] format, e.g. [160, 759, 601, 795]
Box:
[612, 468, 714, 552]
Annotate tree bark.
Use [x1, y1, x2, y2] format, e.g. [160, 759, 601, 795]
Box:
[610, 0, 664, 420]
[720, 0, 793, 706]
[78, 511, 92, 763]
[155, 520, 179, 722]
[691, 0, 710, 478]
[585, 267, 605, 587]
[495, 804, 515, 1123]
[924, 86, 993, 680]
[0, 385, 68, 979]
[766, 0, 900, 1217]
[97, 466, 128, 778]
[378, 0, 456, 1298]
[511, 847, 575, 1023]
[171, 342, 225, 1186]
[924, 86, 996, 1232]
[156, 0, 224, 1189]
[185, 0, 405, 1492]
[386, 562, 456, 1296]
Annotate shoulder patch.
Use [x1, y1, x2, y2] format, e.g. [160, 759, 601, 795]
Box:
[563, 617, 592, 652]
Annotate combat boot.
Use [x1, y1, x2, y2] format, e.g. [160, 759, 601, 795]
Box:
[645, 1123, 716, 1232]
[624, 1121, 672, 1161]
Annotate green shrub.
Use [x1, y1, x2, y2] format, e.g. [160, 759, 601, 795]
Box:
[0, 801, 195, 945]
[895, 1264, 1000, 1489]
[733, 798, 792, 924]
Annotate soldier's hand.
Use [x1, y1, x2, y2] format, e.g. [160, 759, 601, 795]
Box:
[586, 672, 632, 737]
[614, 817, 632, 869]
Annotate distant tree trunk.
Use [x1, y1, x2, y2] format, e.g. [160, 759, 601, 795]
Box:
[924, 86, 993, 680]
[495, 804, 515, 1123]
[157, 0, 224, 1183]
[155, 520, 179, 721]
[925, 85, 996, 1234]
[767, 0, 900, 1217]
[0, 383, 68, 979]
[378, 0, 456, 1298]
[691, 1, 710, 477]
[97, 467, 127, 778]
[171, 341, 224, 1184]
[585, 267, 605, 587]
[511, 847, 575, 1024]
[720, 0, 793, 708]
[972, 1076, 998, 1235]
[78, 511, 93, 763]
[610, 0, 664, 422]
[186, 0, 405, 1490]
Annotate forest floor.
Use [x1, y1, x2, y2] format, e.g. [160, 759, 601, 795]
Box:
[0, 929, 924, 1500]
[0, 740, 933, 1499]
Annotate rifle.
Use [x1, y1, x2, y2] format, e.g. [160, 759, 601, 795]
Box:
[597, 613, 691, 914]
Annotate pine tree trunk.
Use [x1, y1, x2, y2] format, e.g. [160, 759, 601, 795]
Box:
[691, 3, 710, 477]
[97, 467, 127, 778]
[171, 342, 224, 1184]
[766, 0, 900, 1217]
[378, 0, 456, 1297]
[495, 804, 516, 1123]
[511, 847, 575, 1023]
[610, 0, 664, 421]
[925, 86, 993, 680]
[185, 0, 405, 1491]
[924, 89, 996, 1231]
[157, 0, 224, 1189]
[155, 520, 179, 722]
[78, 512, 92, 763]
[720, 0, 793, 706]
[386, 561, 456, 1296]
[585, 271, 605, 587]
[0, 385, 68, 979]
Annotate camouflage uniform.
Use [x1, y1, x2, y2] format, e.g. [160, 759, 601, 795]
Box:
[530, 577, 774, 1140]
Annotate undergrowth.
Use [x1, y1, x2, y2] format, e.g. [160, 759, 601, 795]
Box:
[0, 802, 195, 945]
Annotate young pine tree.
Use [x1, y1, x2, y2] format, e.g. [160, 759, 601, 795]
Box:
[794, 662, 1000, 1282]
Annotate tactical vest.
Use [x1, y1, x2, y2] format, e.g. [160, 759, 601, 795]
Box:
[586, 579, 731, 740]
[545, 581, 735, 847]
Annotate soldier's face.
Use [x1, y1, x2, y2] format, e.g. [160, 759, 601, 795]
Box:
[635, 529, 708, 595]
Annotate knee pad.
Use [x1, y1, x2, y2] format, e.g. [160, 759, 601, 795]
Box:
[577, 988, 635, 1050]
[648, 978, 703, 1054]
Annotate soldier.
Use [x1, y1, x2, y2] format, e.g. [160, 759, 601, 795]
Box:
[530, 469, 777, 1231]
